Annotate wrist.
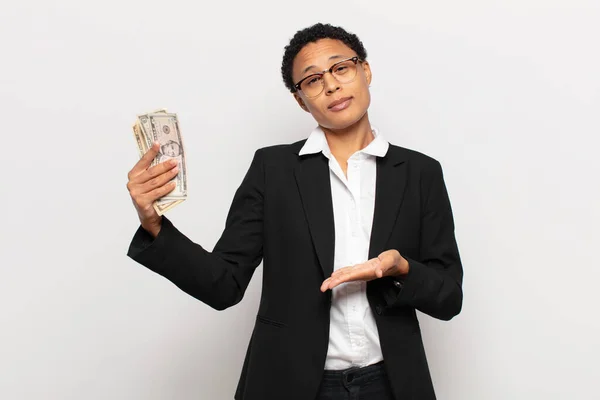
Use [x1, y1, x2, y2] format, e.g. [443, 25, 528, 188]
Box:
[141, 217, 162, 238]
[396, 257, 409, 276]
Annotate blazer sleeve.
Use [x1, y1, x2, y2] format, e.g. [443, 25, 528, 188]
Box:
[381, 159, 463, 321]
[127, 149, 265, 311]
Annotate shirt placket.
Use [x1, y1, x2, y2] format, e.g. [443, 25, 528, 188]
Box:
[346, 156, 368, 364]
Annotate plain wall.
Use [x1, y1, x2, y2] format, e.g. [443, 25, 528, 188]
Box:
[1, 0, 598, 399]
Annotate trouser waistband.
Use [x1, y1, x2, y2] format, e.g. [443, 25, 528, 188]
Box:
[321, 361, 385, 385]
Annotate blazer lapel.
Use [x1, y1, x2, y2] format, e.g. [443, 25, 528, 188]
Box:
[368, 148, 408, 259]
[294, 152, 335, 279]
[293, 144, 408, 278]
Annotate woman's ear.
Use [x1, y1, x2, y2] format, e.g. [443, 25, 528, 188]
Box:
[362, 60, 372, 86]
[294, 93, 310, 113]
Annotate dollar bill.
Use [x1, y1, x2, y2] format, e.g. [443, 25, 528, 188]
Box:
[137, 109, 167, 160]
[154, 199, 185, 215]
[132, 123, 146, 158]
[131, 109, 187, 215]
[147, 112, 187, 200]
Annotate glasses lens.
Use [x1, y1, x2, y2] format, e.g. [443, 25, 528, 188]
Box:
[332, 60, 358, 83]
[300, 75, 324, 97]
[298, 59, 359, 97]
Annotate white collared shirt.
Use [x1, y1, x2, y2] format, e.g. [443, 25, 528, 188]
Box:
[299, 126, 390, 370]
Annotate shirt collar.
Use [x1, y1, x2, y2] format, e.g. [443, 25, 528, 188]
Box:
[299, 126, 389, 158]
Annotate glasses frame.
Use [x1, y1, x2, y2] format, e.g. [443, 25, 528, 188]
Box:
[293, 56, 363, 98]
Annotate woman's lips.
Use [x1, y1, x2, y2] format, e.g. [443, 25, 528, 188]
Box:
[328, 97, 353, 112]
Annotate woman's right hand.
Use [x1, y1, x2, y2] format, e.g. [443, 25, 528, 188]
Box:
[126, 142, 179, 237]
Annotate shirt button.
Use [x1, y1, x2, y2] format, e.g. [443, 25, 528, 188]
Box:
[393, 280, 403, 289]
[375, 305, 383, 315]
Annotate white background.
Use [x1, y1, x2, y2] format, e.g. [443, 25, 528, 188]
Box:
[1, 1, 599, 399]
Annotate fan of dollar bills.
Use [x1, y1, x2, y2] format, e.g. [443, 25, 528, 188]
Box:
[132, 109, 187, 216]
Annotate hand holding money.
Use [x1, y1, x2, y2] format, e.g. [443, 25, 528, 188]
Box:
[126, 143, 179, 237]
[131, 110, 188, 216]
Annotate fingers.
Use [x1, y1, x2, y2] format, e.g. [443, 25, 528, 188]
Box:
[126, 141, 178, 225]
[127, 155, 178, 214]
[130, 179, 176, 210]
[321, 258, 386, 292]
[331, 258, 380, 277]
[320, 278, 332, 292]
[129, 158, 178, 187]
[144, 181, 177, 203]
[128, 171, 177, 206]
[132, 181, 177, 212]
[321, 265, 365, 292]
[128, 142, 160, 179]
[138, 164, 179, 194]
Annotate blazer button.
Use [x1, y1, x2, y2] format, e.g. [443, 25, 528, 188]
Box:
[375, 305, 383, 315]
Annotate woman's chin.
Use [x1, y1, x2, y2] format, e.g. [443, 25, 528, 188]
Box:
[319, 110, 369, 131]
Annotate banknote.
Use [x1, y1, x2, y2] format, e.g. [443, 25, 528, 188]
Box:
[136, 109, 166, 160]
[132, 123, 146, 158]
[154, 199, 185, 214]
[147, 112, 187, 200]
[131, 109, 187, 215]
[136, 110, 185, 210]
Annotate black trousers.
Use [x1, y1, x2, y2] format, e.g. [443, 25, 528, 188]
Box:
[315, 361, 396, 400]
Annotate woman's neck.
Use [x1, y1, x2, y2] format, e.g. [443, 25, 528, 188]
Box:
[320, 112, 374, 160]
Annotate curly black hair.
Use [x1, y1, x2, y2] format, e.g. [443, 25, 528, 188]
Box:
[281, 23, 368, 93]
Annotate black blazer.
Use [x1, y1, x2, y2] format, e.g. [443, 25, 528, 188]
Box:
[128, 139, 463, 400]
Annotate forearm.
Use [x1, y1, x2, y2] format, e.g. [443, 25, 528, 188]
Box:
[128, 217, 253, 310]
[380, 159, 463, 320]
[128, 150, 265, 311]
[385, 257, 463, 320]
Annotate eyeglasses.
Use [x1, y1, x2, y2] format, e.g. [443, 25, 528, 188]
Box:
[293, 56, 363, 98]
